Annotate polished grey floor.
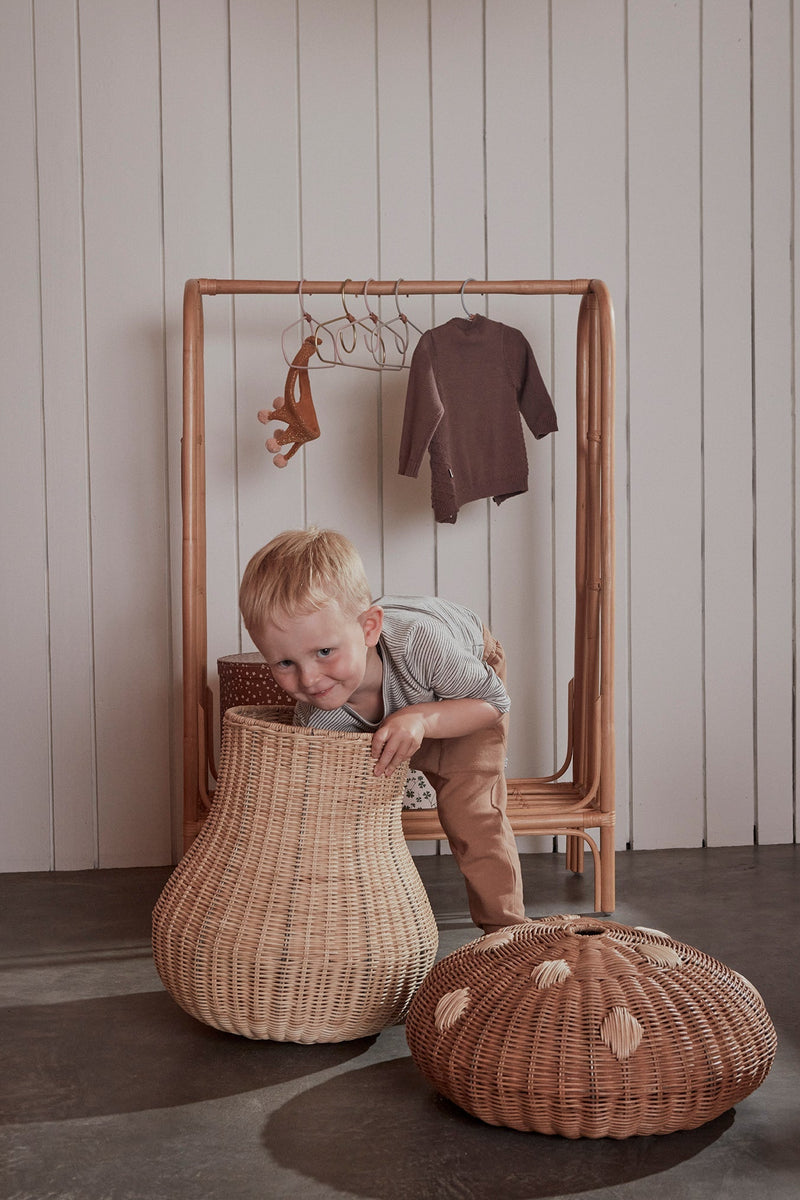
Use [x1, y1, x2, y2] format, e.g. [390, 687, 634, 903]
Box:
[1, 845, 797, 1200]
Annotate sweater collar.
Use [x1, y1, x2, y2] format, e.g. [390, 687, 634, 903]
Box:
[448, 313, 487, 335]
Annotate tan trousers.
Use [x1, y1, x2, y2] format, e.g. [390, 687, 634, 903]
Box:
[410, 628, 526, 932]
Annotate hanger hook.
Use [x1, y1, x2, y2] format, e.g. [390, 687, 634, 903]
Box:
[298, 278, 314, 326]
[460, 277, 476, 318]
[392, 278, 424, 337]
[393, 279, 406, 322]
[336, 279, 358, 354]
[361, 278, 387, 364]
[363, 278, 380, 322]
[340, 279, 357, 321]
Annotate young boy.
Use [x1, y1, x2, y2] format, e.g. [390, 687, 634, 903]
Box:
[239, 527, 525, 934]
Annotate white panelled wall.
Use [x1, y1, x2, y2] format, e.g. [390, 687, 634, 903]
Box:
[1, 0, 797, 871]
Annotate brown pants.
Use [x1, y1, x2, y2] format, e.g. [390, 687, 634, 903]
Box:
[410, 628, 525, 932]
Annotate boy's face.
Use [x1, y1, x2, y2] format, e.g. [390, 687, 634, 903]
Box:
[249, 598, 382, 710]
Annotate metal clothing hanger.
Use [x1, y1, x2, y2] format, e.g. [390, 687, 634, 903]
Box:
[314, 279, 364, 365]
[359, 279, 408, 369]
[460, 277, 478, 319]
[280, 278, 423, 372]
[382, 278, 425, 346]
[316, 279, 408, 372]
[280, 279, 333, 370]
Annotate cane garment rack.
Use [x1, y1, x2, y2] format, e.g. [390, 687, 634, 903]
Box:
[182, 276, 616, 913]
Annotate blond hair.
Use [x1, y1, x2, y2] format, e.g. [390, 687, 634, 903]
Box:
[239, 528, 373, 632]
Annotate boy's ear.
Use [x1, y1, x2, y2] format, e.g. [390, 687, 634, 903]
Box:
[359, 604, 383, 646]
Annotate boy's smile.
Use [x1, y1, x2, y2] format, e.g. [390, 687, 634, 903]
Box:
[250, 599, 384, 717]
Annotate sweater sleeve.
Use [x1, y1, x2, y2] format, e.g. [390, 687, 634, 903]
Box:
[503, 326, 558, 439]
[398, 333, 445, 477]
[403, 618, 511, 714]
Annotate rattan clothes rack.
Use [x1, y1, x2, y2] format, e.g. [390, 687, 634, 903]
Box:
[181, 277, 616, 913]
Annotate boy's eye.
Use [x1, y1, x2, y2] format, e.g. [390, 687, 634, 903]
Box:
[317, 648, 333, 658]
[275, 660, 293, 670]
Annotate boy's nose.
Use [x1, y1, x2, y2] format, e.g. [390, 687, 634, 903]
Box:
[299, 664, 319, 690]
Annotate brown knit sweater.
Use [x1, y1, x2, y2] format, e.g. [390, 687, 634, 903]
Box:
[398, 315, 557, 523]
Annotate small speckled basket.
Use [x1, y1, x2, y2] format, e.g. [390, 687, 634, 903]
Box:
[405, 914, 777, 1138]
[217, 653, 294, 730]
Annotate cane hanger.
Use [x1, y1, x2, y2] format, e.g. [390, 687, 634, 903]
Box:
[280, 279, 332, 370]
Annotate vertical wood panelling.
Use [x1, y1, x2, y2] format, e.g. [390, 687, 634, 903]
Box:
[752, 0, 795, 845]
[230, 0, 303, 626]
[701, 0, 756, 846]
[484, 0, 556, 784]
[160, 0, 238, 817]
[34, 0, 97, 868]
[79, 0, 171, 865]
[419, 0, 490, 860]
[551, 0, 629, 848]
[429, 0, 490, 616]
[376, 0, 437, 599]
[3, 1, 799, 874]
[627, 0, 704, 849]
[0, 0, 52, 870]
[296, 0, 383, 590]
[375, 0, 437, 857]
[795, 0, 800, 847]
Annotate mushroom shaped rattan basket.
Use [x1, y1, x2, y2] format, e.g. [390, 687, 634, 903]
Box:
[153, 705, 438, 1042]
[405, 914, 776, 1138]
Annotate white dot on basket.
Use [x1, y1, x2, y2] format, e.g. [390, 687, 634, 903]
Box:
[599, 1006, 644, 1061]
[634, 925, 672, 940]
[530, 958, 572, 989]
[633, 942, 683, 968]
[434, 988, 471, 1033]
[474, 928, 516, 953]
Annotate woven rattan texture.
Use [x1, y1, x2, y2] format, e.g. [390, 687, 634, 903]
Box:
[153, 706, 438, 1042]
[405, 914, 776, 1138]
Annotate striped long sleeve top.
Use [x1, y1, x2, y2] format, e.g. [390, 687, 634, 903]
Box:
[293, 594, 509, 732]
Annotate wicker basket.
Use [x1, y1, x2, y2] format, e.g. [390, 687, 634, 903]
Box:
[153, 705, 438, 1042]
[405, 914, 776, 1138]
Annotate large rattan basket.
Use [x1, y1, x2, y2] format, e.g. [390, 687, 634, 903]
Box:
[153, 705, 438, 1042]
[405, 914, 776, 1138]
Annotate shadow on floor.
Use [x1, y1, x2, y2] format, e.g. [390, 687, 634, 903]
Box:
[262, 1055, 733, 1200]
[1, 989, 373, 1123]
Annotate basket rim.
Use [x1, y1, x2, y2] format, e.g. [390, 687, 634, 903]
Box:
[223, 704, 378, 747]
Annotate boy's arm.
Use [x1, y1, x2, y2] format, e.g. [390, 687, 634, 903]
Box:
[370, 698, 501, 777]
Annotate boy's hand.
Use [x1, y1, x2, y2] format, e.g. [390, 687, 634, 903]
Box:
[370, 699, 502, 777]
[371, 711, 428, 776]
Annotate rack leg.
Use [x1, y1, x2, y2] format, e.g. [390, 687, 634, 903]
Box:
[566, 834, 585, 874]
[599, 824, 615, 914]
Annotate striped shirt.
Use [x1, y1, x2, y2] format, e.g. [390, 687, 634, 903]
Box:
[293, 594, 510, 732]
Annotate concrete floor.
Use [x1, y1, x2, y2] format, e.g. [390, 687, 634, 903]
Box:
[1, 844, 797, 1200]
